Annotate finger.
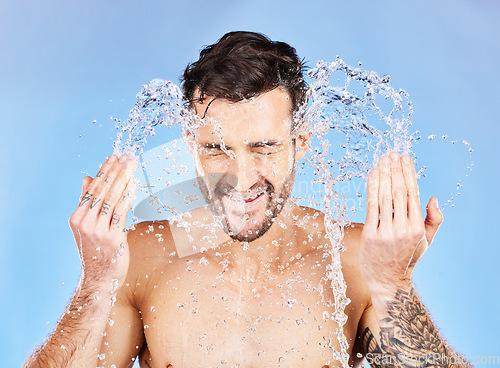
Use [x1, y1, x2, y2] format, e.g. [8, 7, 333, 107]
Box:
[401, 154, 423, 224]
[364, 169, 380, 231]
[80, 176, 93, 200]
[390, 152, 407, 229]
[71, 177, 91, 247]
[378, 155, 393, 232]
[78, 154, 118, 208]
[424, 197, 443, 246]
[86, 156, 128, 219]
[96, 156, 136, 230]
[111, 177, 138, 232]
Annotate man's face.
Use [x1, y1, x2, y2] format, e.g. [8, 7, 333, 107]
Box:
[188, 88, 306, 243]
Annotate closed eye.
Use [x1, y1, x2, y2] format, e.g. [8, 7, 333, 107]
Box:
[251, 142, 282, 156]
[253, 149, 276, 156]
[199, 143, 231, 157]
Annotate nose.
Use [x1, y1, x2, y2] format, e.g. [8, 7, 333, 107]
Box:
[227, 153, 259, 192]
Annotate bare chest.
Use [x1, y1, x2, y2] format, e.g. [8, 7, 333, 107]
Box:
[137, 260, 358, 367]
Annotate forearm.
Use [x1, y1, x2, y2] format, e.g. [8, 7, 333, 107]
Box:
[24, 277, 117, 368]
[368, 282, 472, 368]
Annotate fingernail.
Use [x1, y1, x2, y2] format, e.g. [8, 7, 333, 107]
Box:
[119, 154, 128, 163]
[381, 156, 389, 166]
[390, 152, 399, 162]
[109, 154, 117, 162]
[403, 155, 411, 164]
[435, 197, 439, 208]
[127, 160, 137, 173]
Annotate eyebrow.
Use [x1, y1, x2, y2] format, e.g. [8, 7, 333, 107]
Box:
[200, 140, 282, 150]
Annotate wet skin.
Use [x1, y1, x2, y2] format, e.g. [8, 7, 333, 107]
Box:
[116, 209, 369, 367]
[23, 86, 458, 368]
[99, 89, 373, 367]
[96, 89, 447, 367]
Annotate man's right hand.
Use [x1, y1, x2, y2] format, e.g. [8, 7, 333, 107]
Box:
[69, 154, 137, 294]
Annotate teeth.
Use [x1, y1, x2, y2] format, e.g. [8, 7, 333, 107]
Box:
[227, 189, 265, 202]
[246, 190, 264, 200]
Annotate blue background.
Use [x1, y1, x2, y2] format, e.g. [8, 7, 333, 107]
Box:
[1, 0, 499, 366]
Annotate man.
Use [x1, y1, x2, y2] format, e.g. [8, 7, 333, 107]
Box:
[24, 31, 471, 367]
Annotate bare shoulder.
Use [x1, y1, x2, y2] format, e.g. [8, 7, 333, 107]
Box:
[124, 220, 176, 304]
[343, 222, 364, 257]
[294, 205, 364, 255]
[295, 206, 371, 307]
[127, 220, 176, 260]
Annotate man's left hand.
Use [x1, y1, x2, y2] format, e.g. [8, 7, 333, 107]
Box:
[359, 152, 444, 293]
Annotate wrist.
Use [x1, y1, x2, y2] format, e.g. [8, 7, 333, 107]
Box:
[361, 262, 415, 295]
[367, 279, 415, 323]
[366, 277, 413, 302]
[79, 273, 123, 301]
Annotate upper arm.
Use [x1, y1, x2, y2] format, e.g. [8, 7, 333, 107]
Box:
[342, 223, 388, 367]
[358, 303, 386, 366]
[99, 288, 145, 368]
[353, 302, 398, 368]
[98, 222, 154, 368]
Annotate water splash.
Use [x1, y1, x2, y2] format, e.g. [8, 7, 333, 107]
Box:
[113, 79, 185, 156]
[299, 57, 417, 366]
[109, 57, 472, 367]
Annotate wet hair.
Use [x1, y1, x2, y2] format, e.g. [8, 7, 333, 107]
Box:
[181, 31, 307, 124]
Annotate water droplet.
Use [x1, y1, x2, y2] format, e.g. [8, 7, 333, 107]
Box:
[111, 279, 119, 293]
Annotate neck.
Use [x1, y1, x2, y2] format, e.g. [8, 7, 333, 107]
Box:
[224, 200, 301, 283]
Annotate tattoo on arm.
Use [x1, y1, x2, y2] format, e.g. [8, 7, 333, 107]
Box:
[362, 288, 473, 367]
[145, 360, 152, 368]
[96, 171, 104, 178]
[361, 327, 393, 368]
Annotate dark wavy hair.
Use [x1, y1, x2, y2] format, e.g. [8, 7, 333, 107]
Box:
[181, 31, 307, 123]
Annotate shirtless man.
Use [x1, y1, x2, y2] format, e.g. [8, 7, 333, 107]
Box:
[24, 31, 471, 368]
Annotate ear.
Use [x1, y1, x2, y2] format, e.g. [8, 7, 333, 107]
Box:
[294, 124, 311, 162]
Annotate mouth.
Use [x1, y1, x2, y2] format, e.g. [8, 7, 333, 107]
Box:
[242, 189, 266, 203]
[223, 189, 267, 208]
